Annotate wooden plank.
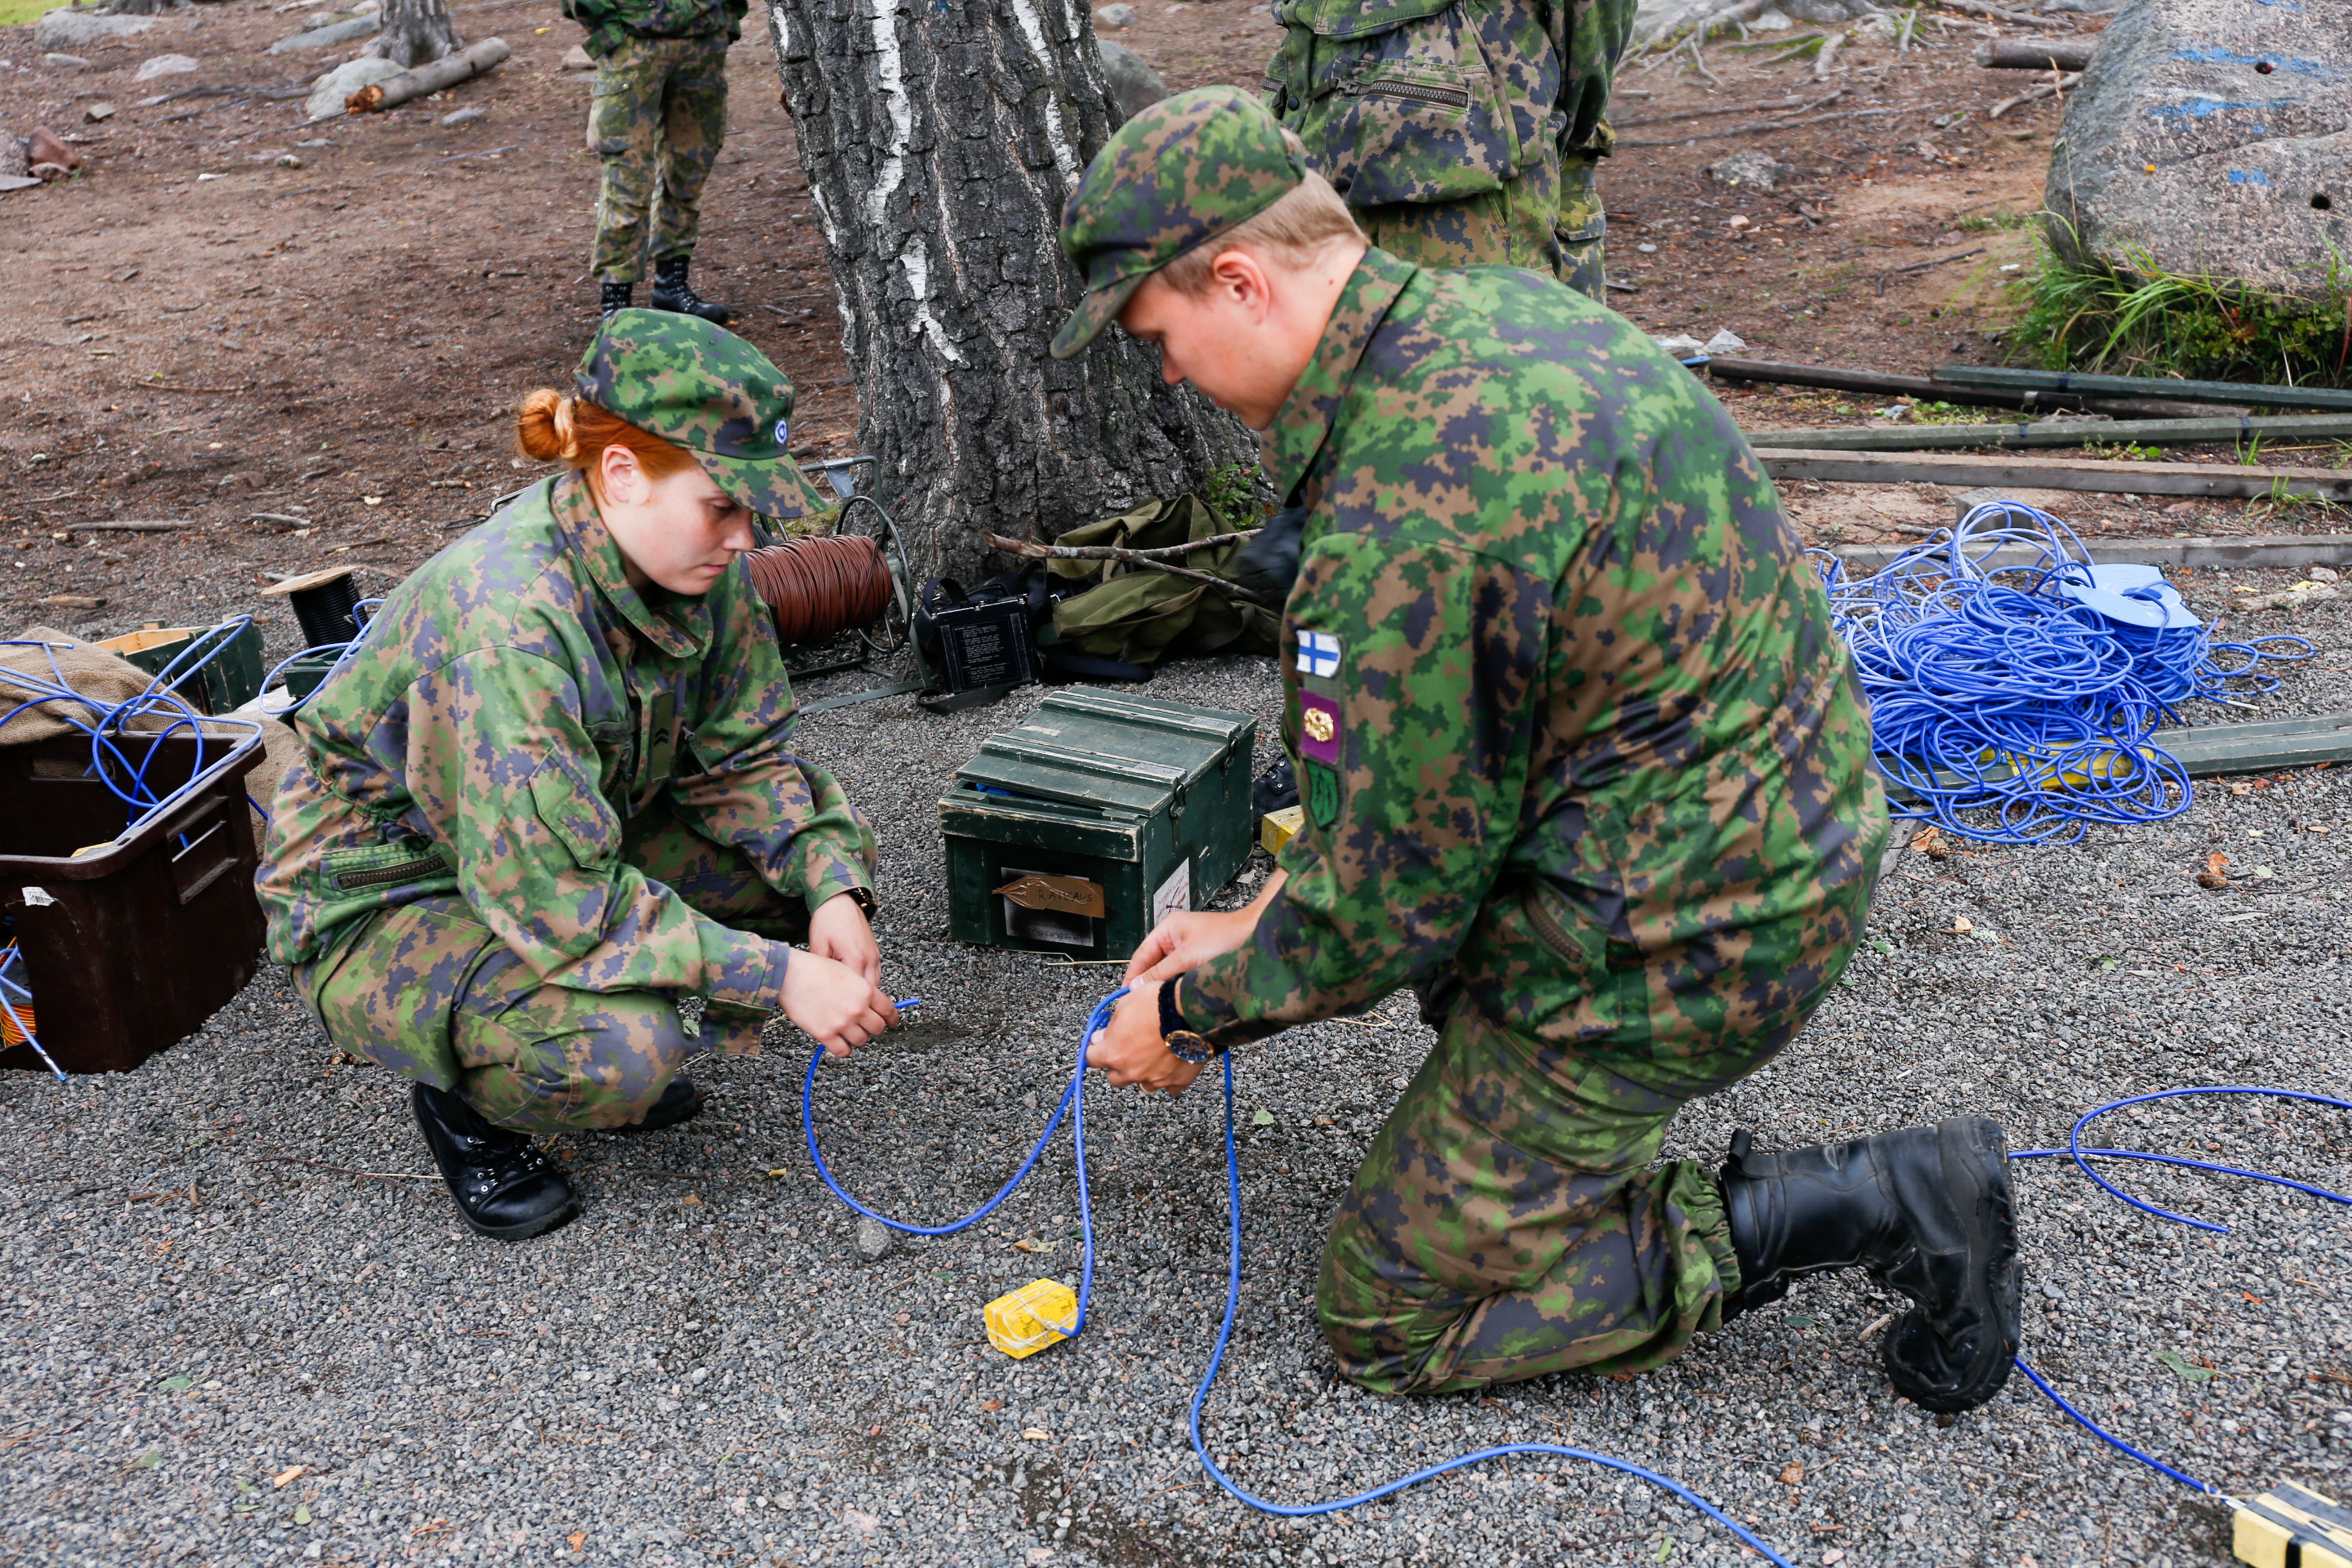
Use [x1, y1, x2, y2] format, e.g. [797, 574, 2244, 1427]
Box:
[1756, 447, 2352, 502]
[1936, 364, 2352, 413]
[1834, 534, 2352, 571]
[1877, 716, 2352, 805]
[1747, 414, 2352, 452]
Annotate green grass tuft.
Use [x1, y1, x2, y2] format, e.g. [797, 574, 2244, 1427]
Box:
[2012, 218, 2352, 389]
[0, 0, 64, 29]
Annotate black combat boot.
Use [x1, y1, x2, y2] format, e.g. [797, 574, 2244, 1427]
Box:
[412, 1082, 578, 1241]
[600, 280, 634, 317]
[607, 1075, 705, 1135]
[649, 257, 732, 324]
[1720, 1117, 2021, 1413]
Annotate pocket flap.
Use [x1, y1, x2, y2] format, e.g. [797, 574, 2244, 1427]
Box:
[529, 755, 620, 867]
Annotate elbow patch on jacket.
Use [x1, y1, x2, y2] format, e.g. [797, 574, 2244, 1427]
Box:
[529, 754, 622, 868]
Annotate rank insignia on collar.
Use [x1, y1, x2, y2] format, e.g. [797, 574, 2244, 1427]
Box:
[1297, 629, 1341, 680]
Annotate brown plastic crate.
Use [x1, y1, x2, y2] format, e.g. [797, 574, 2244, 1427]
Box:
[0, 732, 268, 1075]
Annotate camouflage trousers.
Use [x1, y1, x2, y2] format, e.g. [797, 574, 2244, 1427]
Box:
[295, 802, 804, 1133]
[1353, 152, 1609, 302]
[1317, 1003, 1767, 1395]
[588, 33, 731, 284]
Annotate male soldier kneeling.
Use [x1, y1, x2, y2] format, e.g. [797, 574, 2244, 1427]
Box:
[1068, 88, 2022, 1412]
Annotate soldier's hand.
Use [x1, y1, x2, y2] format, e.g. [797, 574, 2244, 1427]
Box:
[1124, 908, 1259, 985]
[807, 888, 883, 985]
[1085, 982, 1205, 1096]
[779, 948, 897, 1059]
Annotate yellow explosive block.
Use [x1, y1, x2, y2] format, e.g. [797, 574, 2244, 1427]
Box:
[2233, 1479, 2352, 1568]
[984, 1279, 1077, 1360]
[1259, 806, 1304, 856]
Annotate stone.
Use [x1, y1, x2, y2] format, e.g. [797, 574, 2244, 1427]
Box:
[560, 44, 594, 71]
[1781, 0, 1875, 20]
[83, 100, 114, 121]
[0, 137, 24, 180]
[854, 1215, 892, 1262]
[1852, 12, 1895, 41]
[2308, 565, 2342, 583]
[41, 52, 90, 69]
[440, 104, 485, 126]
[270, 15, 379, 54]
[1651, 333, 1706, 357]
[302, 55, 402, 121]
[32, 9, 155, 49]
[1749, 8, 1792, 28]
[2044, 0, 2351, 304]
[27, 126, 79, 173]
[1701, 328, 1748, 355]
[1097, 38, 1167, 122]
[133, 54, 200, 83]
[1094, 3, 1135, 26]
[1709, 150, 1795, 193]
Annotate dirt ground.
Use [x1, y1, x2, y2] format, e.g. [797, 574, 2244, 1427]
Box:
[0, 0, 2343, 657]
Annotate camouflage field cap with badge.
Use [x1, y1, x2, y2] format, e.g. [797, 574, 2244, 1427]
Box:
[1050, 86, 1313, 360]
[577, 307, 830, 521]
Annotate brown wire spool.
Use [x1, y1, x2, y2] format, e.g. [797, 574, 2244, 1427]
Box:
[743, 535, 896, 647]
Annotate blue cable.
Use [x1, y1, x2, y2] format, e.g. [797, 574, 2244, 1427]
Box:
[803, 989, 1796, 1565]
[2005, 1086, 2351, 1508]
[1816, 503, 2313, 844]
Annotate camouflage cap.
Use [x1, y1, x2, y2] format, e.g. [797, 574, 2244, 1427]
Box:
[1050, 86, 1309, 360]
[576, 309, 830, 520]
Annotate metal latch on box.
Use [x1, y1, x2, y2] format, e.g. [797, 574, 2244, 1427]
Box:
[994, 874, 1107, 920]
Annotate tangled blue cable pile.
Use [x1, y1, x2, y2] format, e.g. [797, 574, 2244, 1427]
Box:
[806, 993, 2351, 1563]
[1815, 502, 2315, 844]
[0, 620, 273, 1080]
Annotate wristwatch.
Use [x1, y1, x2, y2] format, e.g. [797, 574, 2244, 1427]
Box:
[834, 886, 877, 918]
[1157, 980, 1217, 1064]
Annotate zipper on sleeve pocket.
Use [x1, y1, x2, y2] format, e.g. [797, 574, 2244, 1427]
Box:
[335, 851, 449, 891]
[1346, 79, 1471, 110]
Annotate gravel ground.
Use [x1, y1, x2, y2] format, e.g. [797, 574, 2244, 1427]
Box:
[3, 587, 2348, 1568]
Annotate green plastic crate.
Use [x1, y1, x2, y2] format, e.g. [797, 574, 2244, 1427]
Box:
[941, 690, 1258, 960]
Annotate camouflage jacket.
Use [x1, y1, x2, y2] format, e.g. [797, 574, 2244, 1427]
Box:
[1177, 249, 1888, 1084]
[560, 0, 745, 56]
[1260, 0, 1634, 210]
[256, 472, 874, 1008]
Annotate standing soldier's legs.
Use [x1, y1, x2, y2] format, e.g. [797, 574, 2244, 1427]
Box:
[645, 35, 736, 322]
[1351, 177, 1565, 277]
[1317, 1007, 1747, 1395]
[1554, 150, 1609, 302]
[589, 37, 675, 303]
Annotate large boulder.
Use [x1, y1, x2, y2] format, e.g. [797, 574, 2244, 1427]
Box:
[1097, 39, 1168, 123]
[2044, 0, 2350, 303]
[33, 8, 157, 48]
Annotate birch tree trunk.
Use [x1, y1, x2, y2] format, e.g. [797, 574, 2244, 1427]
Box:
[767, 0, 1260, 583]
[376, 0, 464, 68]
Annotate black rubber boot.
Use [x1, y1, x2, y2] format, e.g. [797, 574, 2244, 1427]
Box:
[649, 257, 731, 324]
[1720, 1117, 2021, 1413]
[412, 1082, 578, 1242]
[600, 280, 634, 317]
[607, 1075, 705, 1136]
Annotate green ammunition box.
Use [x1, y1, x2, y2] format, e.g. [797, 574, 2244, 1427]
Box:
[941, 690, 1259, 959]
[94, 622, 266, 714]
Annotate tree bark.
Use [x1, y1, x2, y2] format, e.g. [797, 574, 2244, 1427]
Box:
[375, 0, 464, 68]
[766, 0, 1260, 584]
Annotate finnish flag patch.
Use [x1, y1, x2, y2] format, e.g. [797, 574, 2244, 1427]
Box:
[1297, 629, 1342, 680]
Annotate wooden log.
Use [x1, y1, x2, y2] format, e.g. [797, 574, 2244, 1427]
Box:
[1707, 357, 2247, 420]
[1977, 37, 2095, 70]
[1934, 364, 2352, 413]
[1758, 447, 2352, 504]
[345, 36, 508, 112]
[1746, 413, 2352, 452]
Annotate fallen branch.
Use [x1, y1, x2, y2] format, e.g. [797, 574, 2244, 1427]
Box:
[1990, 70, 2080, 119]
[1812, 30, 1843, 81]
[1617, 105, 1914, 148]
[54, 520, 198, 533]
[983, 531, 1275, 602]
[126, 381, 251, 394]
[1928, 0, 2068, 28]
[1977, 37, 2095, 70]
[1894, 246, 1986, 273]
[1618, 95, 1809, 128]
[345, 37, 511, 113]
